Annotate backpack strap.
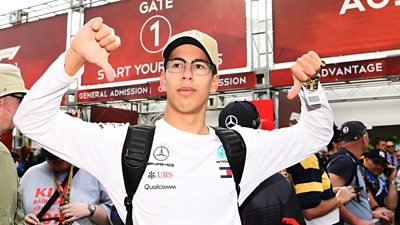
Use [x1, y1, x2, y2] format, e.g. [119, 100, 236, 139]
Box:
[213, 127, 247, 196]
[121, 125, 155, 225]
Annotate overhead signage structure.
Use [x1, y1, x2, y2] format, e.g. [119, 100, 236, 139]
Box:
[81, 0, 248, 87]
[272, 0, 400, 63]
[0, 14, 68, 89]
[270, 57, 400, 87]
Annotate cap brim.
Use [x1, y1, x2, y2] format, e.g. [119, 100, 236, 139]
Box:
[162, 37, 213, 66]
[0, 89, 28, 98]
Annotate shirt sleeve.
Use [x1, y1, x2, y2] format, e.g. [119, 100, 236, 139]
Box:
[236, 83, 334, 203]
[13, 53, 129, 214]
[327, 156, 355, 184]
[287, 155, 323, 209]
[14, 181, 25, 225]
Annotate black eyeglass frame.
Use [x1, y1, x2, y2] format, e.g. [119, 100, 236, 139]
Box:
[164, 57, 217, 75]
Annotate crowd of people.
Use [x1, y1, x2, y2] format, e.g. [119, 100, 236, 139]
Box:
[0, 17, 398, 225]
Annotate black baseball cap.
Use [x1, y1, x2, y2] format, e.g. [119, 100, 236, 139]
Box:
[218, 101, 260, 129]
[365, 150, 388, 164]
[40, 148, 59, 161]
[340, 121, 367, 142]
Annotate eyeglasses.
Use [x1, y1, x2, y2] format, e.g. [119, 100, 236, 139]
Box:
[165, 58, 216, 75]
[386, 145, 394, 148]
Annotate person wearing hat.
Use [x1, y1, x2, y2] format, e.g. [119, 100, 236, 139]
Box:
[0, 63, 27, 225]
[15, 17, 334, 225]
[328, 121, 391, 225]
[361, 150, 397, 224]
[219, 101, 306, 225]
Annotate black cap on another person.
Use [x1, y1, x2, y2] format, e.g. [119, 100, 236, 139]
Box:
[365, 150, 388, 164]
[340, 121, 367, 142]
[218, 101, 260, 129]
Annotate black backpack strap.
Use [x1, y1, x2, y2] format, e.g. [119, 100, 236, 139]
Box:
[213, 127, 246, 197]
[121, 125, 155, 225]
[37, 166, 79, 222]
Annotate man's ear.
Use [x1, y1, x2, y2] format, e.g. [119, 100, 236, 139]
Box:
[210, 74, 219, 93]
[159, 72, 167, 92]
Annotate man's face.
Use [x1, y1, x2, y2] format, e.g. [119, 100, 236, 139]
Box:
[376, 140, 386, 151]
[0, 96, 20, 134]
[365, 158, 386, 176]
[46, 157, 71, 173]
[396, 151, 400, 163]
[386, 141, 395, 154]
[160, 44, 219, 116]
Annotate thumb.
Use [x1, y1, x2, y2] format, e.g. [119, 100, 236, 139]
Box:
[90, 17, 103, 31]
[100, 61, 115, 82]
[287, 78, 301, 99]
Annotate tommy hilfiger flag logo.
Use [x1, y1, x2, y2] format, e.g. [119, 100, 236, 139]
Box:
[219, 167, 233, 178]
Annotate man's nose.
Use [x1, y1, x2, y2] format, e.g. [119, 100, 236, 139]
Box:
[181, 64, 193, 80]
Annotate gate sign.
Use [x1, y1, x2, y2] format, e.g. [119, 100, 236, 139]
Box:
[0, 14, 67, 89]
[82, 0, 247, 86]
[273, 0, 400, 63]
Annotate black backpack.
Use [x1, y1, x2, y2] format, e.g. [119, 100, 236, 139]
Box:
[121, 125, 247, 225]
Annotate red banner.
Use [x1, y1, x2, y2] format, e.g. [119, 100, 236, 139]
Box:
[272, 0, 400, 63]
[218, 72, 256, 91]
[82, 0, 247, 86]
[270, 57, 400, 87]
[78, 83, 150, 103]
[0, 14, 67, 89]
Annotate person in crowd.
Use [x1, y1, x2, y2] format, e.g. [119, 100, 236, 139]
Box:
[21, 149, 113, 225]
[219, 100, 306, 225]
[14, 17, 333, 225]
[0, 63, 27, 225]
[362, 149, 396, 224]
[327, 124, 341, 155]
[287, 153, 356, 225]
[327, 121, 391, 225]
[386, 140, 398, 168]
[16, 146, 31, 177]
[374, 138, 386, 151]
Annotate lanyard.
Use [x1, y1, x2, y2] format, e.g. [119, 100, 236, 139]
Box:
[52, 165, 74, 204]
[52, 165, 74, 224]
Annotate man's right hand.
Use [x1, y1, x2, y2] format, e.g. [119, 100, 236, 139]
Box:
[65, 17, 121, 81]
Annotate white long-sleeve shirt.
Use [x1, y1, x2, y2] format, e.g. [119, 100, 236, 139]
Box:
[14, 53, 334, 225]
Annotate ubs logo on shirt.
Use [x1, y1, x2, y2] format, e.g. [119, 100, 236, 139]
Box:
[148, 171, 173, 179]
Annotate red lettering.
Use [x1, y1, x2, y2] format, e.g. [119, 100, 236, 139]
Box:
[157, 171, 173, 178]
[35, 188, 47, 198]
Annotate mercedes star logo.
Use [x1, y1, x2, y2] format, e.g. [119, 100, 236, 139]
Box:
[225, 115, 238, 128]
[153, 146, 170, 161]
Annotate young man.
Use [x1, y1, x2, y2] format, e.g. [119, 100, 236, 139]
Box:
[0, 63, 27, 225]
[14, 17, 333, 225]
